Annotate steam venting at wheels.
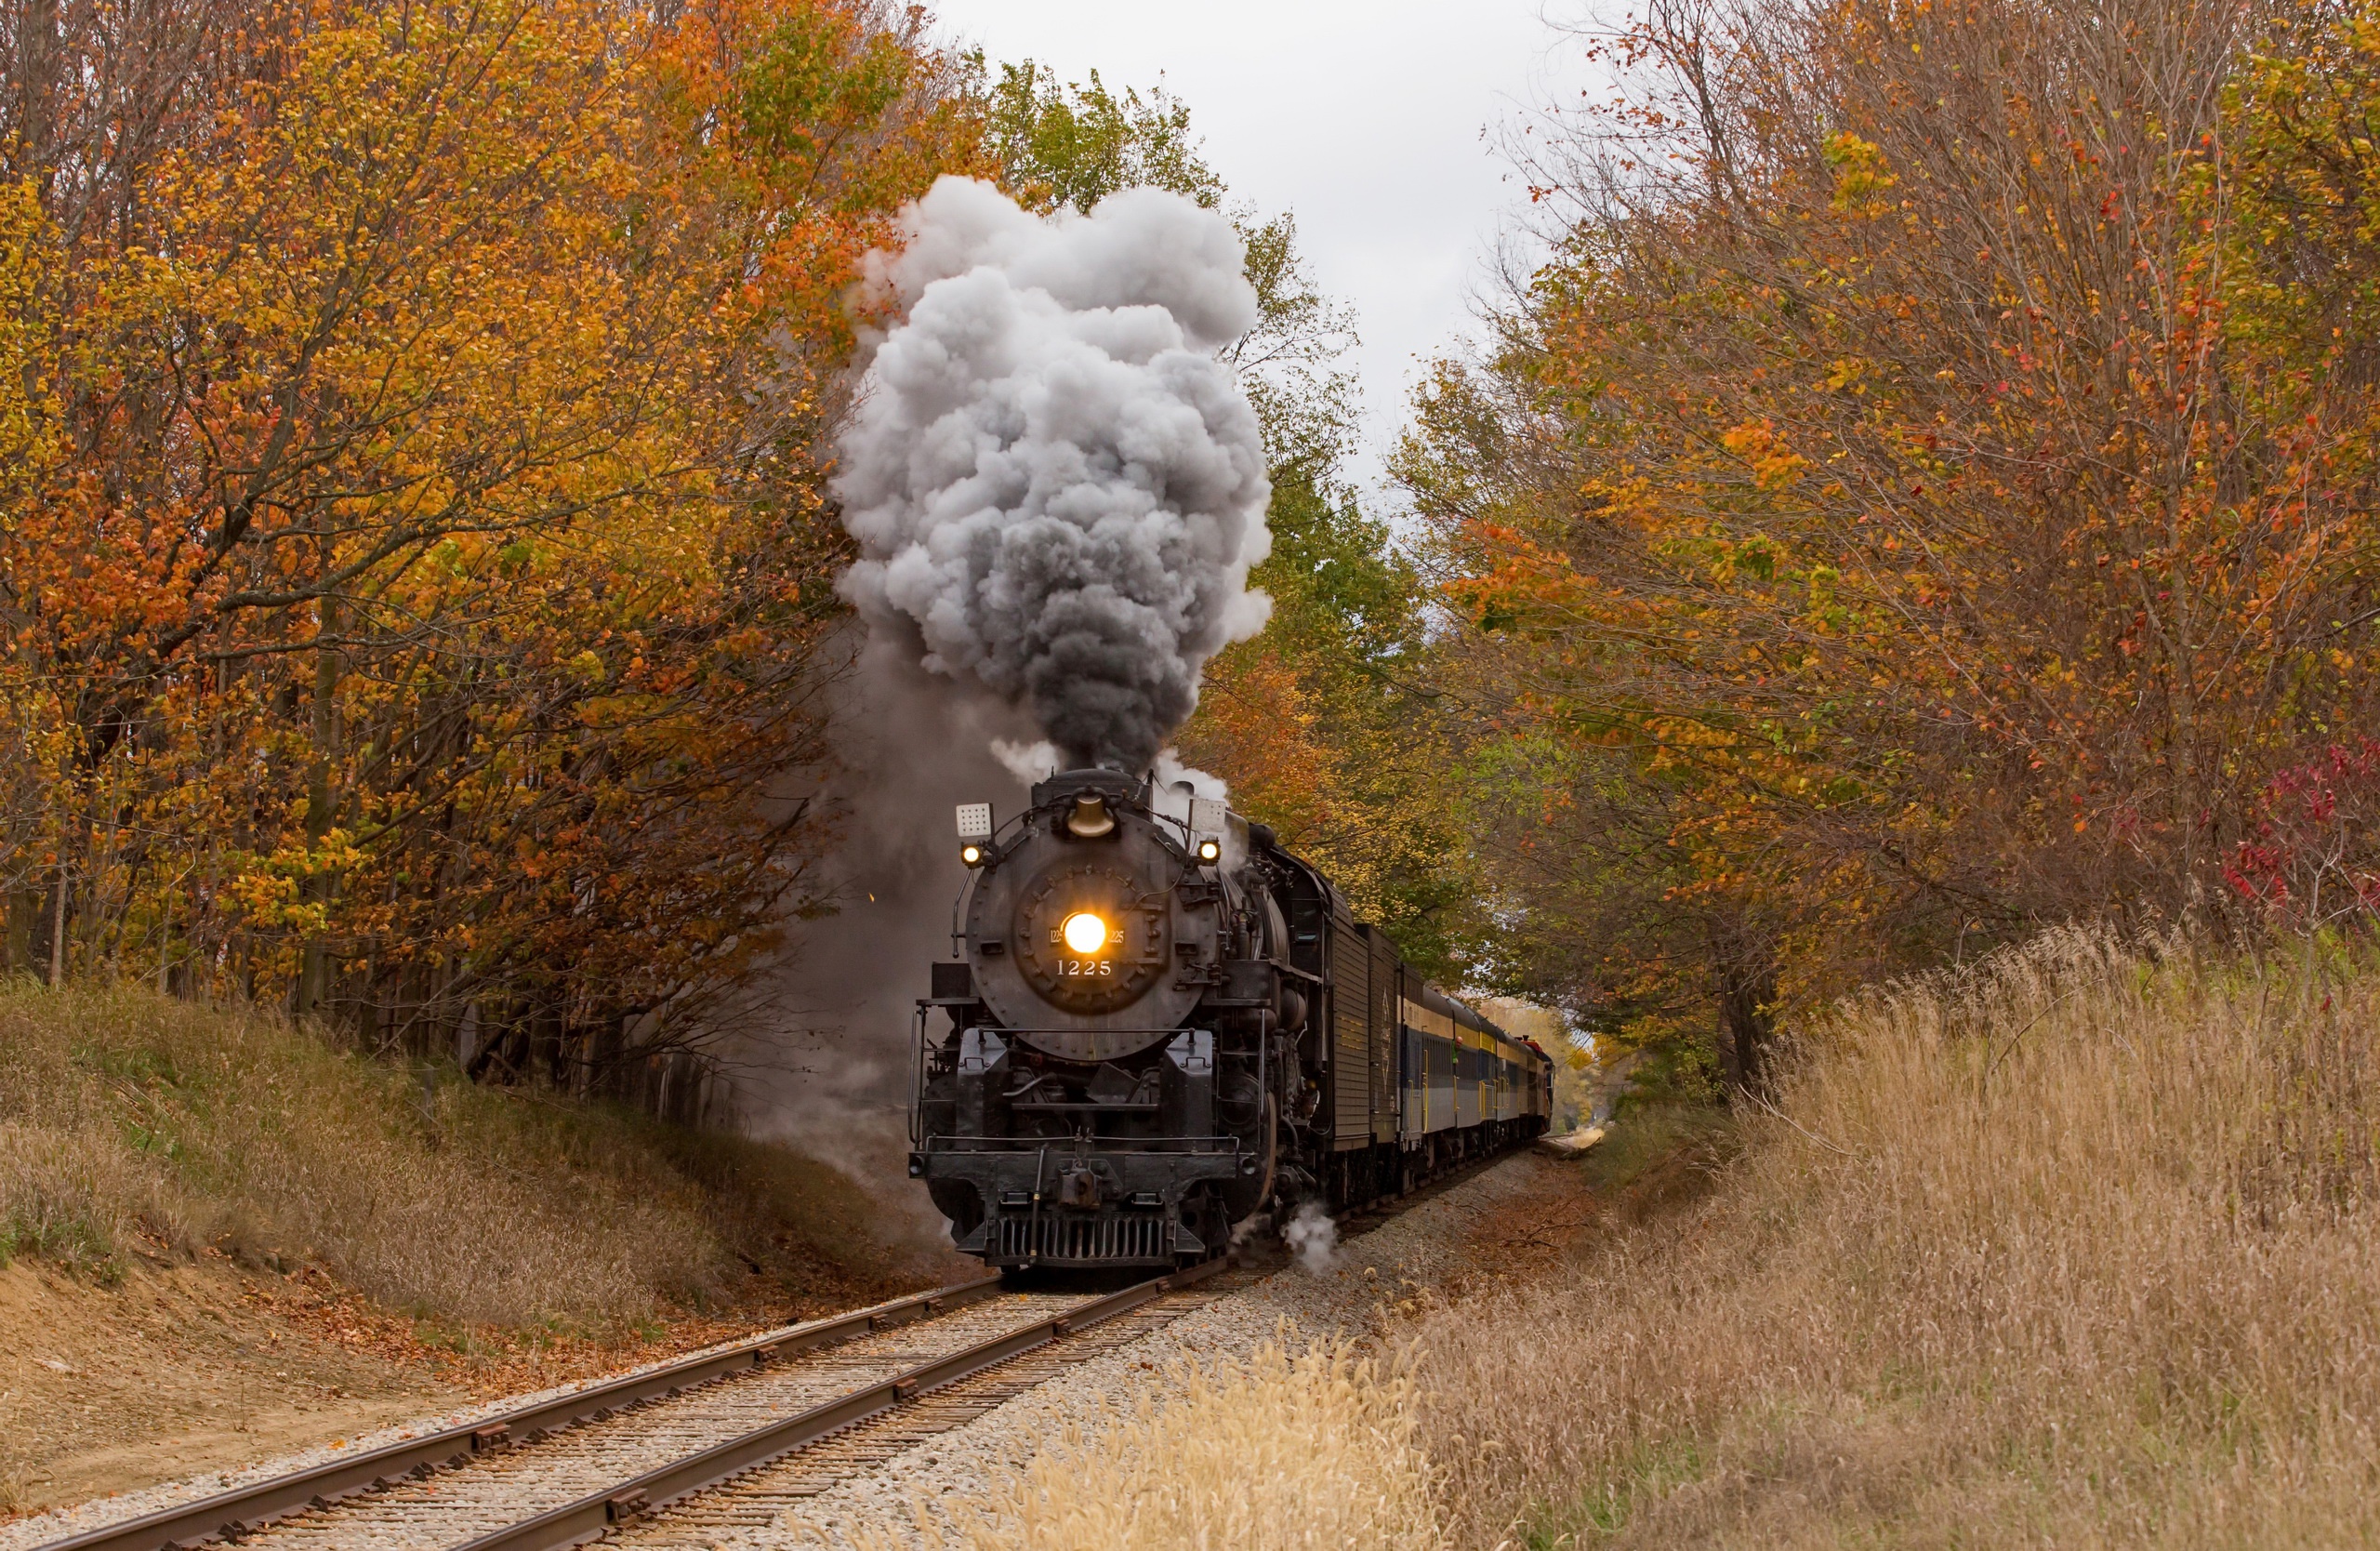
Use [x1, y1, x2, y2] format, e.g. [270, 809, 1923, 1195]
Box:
[833, 176, 1275, 772]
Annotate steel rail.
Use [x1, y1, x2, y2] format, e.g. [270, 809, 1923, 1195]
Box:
[33, 1274, 1006, 1551]
[454, 1255, 1230, 1551]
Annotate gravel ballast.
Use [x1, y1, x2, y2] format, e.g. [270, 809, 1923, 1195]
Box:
[0, 1284, 994, 1551]
[695, 1156, 1557, 1549]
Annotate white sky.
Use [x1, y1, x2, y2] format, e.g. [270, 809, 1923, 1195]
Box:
[929, 0, 1594, 495]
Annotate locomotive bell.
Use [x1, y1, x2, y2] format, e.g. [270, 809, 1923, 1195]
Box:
[1064, 795, 1116, 838]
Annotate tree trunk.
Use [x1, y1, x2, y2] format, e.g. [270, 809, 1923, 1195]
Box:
[295, 590, 341, 1019]
[46, 864, 66, 986]
[1711, 924, 1779, 1102]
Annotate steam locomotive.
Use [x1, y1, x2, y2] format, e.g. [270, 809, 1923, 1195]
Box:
[907, 767, 1553, 1268]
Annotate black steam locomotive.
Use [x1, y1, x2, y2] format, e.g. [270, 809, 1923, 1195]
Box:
[907, 767, 1553, 1268]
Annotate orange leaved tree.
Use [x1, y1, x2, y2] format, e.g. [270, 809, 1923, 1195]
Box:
[0, 0, 981, 1094]
[1403, 0, 2380, 1083]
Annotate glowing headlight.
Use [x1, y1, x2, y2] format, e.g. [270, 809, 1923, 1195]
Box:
[960, 842, 985, 868]
[1196, 837, 1222, 863]
[1061, 911, 1109, 954]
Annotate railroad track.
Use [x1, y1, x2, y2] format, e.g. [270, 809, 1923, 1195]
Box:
[33, 1261, 1231, 1551]
[604, 1264, 1264, 1546]
[586, 1163, 1504, 1547]
[29, 1152, 1514, 1551]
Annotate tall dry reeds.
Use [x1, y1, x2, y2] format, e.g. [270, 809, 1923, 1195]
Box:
[1414, 927, 2380, 1545]
[0, 981, 929, 1326]
[857, 1340, 1442, 1551]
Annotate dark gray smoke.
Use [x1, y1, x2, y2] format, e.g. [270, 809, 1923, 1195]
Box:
[728, 627, 1041, 1250]
[731, 180, 1267, 1243]
[834, 176, 1274, 770]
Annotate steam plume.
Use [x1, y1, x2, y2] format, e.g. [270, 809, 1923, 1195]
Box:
[834, 176, 1274, 771]
[1285, 1200, 1342, 1275]
[739, 181, 1267, 1236]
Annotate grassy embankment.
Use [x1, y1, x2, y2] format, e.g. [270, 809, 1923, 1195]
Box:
[947, 929, 2380, 1548]
[0, 981, 933, 1331]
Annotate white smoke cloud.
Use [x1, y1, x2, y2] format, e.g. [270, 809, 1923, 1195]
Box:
[1285, 1200, 1341, 1275]
[990, 737, 1061, 785]
[1150, 749, 1226, 821]
[834, 177, 1275, 773]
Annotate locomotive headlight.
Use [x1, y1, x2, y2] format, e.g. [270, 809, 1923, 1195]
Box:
[959, 842, 986, 868]
[1195, 837, 1222, 863]
[1061, 911, 1109, 955]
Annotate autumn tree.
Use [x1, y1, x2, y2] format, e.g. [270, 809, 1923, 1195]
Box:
[980, 61, 1223, 215]
[0, 0, 983, 1094]
[1404, 0, 2380, 1082]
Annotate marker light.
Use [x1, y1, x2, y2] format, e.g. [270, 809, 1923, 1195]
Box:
[960, 843, 986, 868]
[1061, 911, 1109, 954]
[1196, 837, 1222, 863]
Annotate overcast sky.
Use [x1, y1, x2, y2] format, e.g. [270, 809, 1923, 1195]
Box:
[929, 0, 1593, 495]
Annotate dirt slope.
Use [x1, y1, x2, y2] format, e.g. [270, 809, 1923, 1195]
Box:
[0, 1257, 452, 1513]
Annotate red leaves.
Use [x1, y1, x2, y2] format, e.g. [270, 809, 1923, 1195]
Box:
[2225, 739, 2380, 919]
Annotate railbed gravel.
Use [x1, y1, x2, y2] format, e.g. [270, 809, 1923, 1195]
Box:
[226, 1292, 1089, 1550]
[646, 1156, 1545, 1550]
[0, 1283, 1012, 1551]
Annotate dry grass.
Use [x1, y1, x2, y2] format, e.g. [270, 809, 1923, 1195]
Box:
[0, 980, 932, 1328]
[939, 929, 2380, 1546]
[1569, 1098, 1734, 1200]
[855, 1339, 1442, 1551]
[1411, 927, 2380, 1547]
